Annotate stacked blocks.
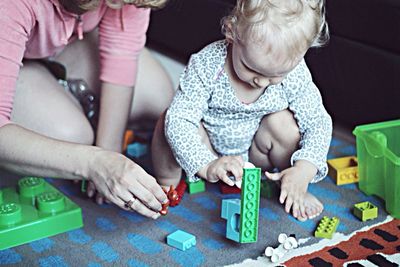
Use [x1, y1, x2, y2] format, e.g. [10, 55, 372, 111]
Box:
[327, 156, 359, 185]
[353, 201, 378, 221]
[186, 179, 206, 194]
[314, 216, 340, 239]
[221, 199, 241, 242]
[166, 230, 196, 251]
[239, 167, 261, 243]
[0, 177, 83, 250]
[220, 167, 261, 243]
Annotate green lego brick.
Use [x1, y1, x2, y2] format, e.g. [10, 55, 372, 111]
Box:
[353, 201, 378, 221]
[0, 177, 83, 250]
[186, 179, 206, 194]
[314, 216, 340, 239]
[239, 167, 261, 243]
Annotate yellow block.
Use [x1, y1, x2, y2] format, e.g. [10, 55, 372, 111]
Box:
[328, 156, 358, 185]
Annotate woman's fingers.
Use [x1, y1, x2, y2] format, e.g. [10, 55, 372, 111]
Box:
[87, 181, 96, 198]
[135, 171, 168, 207]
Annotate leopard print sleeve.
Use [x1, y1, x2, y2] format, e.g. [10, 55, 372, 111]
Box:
[284, 59, 333, 183]
[165, 52, 218, 181]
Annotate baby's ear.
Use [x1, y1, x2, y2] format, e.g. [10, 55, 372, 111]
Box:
[223, 21, 235, 43]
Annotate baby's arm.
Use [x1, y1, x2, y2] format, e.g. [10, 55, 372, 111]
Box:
[267, 60, 332, 219]
[165, 54, 241, 185]
[285, 59, 332, 182]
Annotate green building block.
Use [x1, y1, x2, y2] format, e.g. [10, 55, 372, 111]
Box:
[0, 177, 83, 250]
[186, 179, 205, 194]
[314, 216, 340, 239]
[239, 167, 261, 243]
[353, 201, 378, 221]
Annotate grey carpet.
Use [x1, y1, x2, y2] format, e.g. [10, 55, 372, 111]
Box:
[0, 135, 390, 267]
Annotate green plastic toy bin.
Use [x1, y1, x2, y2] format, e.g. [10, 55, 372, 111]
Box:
[353, 119, 400, 219]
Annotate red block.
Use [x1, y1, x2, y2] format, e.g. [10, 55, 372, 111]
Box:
[220, 183, 241, 194]
[170, 179, 187, 207]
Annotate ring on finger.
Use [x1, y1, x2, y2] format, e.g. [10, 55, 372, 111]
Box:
[124, 198, 137, 209]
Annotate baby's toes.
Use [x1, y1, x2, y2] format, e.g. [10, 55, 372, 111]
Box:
[292, 202, 300, 218]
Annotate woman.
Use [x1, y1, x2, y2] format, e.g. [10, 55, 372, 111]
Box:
[0, 0, 174, 219]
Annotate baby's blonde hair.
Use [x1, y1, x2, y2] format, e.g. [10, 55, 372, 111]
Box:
[222, 0, 329, 57]
[79, 0, 168, 10]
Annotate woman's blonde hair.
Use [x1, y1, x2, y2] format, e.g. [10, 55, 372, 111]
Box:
[79, 0, 168, 10]
[222, 0, 329, 55]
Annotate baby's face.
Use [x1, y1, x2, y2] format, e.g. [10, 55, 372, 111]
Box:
[230, 38, 303, 89]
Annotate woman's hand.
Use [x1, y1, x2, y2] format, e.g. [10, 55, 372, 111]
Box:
[87, 148, 168, 219]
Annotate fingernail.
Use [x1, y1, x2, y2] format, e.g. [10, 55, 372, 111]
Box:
[152, 214, 160, 220]
[87, 190, 93, 197]
[162, 199, 169, 204]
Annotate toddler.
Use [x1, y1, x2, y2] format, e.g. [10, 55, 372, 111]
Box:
[152, 0, 332, 221]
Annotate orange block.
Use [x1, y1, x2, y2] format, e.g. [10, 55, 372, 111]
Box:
[123, 130, 135, 152]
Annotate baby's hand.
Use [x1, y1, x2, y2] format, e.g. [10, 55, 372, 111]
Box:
[265, 162, 316, 220]
[203, 156, 244, 186]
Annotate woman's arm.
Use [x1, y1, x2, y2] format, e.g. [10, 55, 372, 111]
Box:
[96, 82, 133, 152]
[0, 123, 92, 179]
[0, 123, 167, 218]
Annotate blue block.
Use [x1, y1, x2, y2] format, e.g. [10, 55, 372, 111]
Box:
[221, 199, 240, 242]
[166, 230, 196, 251]
[126, 143, 148, 158]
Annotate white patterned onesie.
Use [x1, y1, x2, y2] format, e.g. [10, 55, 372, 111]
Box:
[165, 40, 332, 183]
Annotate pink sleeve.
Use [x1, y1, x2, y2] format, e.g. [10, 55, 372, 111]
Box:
[98, 5, 150, 87]
[0, 1, 33, 128]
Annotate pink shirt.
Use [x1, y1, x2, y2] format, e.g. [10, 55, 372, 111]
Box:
[0, 0, 150, 128]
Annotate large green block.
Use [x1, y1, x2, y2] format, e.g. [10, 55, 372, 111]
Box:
[239, 168, 261, 243]
[0, 177, 83, 250]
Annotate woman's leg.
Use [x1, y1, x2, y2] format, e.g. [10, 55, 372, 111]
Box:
[56, 30, 175, 128]
[11, 61, 94, 145]
[129, 48, 175, 127]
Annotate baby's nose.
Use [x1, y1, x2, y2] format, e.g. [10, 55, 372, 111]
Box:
[253, 77, 270, 88]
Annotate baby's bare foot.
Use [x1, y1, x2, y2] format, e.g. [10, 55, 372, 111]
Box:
[297, 192, 323, 221]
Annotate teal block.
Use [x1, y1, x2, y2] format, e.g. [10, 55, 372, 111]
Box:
[126, 143, 148, 158]
[0, 177, 83, 250]
[239, 168, 261, 243]
[221, 199, 240, 242]
[167, 230, 196, 251]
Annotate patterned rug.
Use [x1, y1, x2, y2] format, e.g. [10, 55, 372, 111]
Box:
[0, 134, 399, 267]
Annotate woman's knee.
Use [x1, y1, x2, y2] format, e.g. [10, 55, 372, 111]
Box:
[130, 49, 175, 121]
[52, 116, 94, 145]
